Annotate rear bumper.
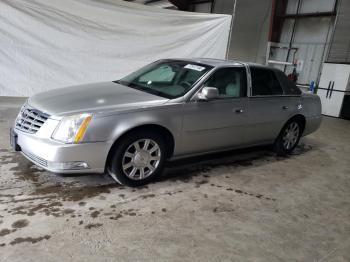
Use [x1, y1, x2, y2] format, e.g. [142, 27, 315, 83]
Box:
[15, 128, 112, 174]
[303, 115, 322, 136]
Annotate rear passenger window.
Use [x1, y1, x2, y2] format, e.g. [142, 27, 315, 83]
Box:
[275, 70, 302, 95]
[250, 67, 283, 96]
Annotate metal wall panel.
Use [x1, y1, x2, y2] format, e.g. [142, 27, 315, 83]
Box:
[286, 0, 335, 14]
[272, 17, 333, 85]
[212, 0, 235, 14]
[327, 0, 350, 64]
[217, 0, 272, 64]
[299, 0, 335, 13]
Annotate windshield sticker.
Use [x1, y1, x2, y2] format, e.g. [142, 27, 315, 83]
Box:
[184, 64, 205, 71]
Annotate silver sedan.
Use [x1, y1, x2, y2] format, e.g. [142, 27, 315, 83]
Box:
[11, 59, 322, 186]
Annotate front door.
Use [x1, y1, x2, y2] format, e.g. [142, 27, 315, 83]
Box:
[180, 66, 249, 155]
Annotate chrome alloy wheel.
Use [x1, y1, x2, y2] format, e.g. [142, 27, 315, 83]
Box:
[121, 139, 161, 180]
[282, 122, 300, 150]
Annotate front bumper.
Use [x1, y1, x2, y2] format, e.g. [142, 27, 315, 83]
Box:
[12, 128, 112, 174]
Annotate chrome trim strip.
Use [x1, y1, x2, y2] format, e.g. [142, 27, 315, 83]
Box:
[22, 150, 48, 167]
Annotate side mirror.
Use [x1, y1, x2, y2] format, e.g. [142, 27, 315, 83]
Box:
[196, 87, 219, 101]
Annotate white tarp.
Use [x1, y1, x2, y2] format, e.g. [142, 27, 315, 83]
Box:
[0, 0, 231, 96]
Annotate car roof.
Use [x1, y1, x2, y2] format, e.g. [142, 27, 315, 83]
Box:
[171, 58, 276, 70]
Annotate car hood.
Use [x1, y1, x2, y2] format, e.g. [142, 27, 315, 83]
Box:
[28, 82, 169, 117]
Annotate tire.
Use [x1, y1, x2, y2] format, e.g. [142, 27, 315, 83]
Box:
[274, 119, 302, 156]
[107, 130, 166, 187]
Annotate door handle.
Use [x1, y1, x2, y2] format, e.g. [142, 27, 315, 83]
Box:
[326, 81, 331, 98]
[235, 108, 244, 113]
[282, 106, 289, 110]
[329, 81, 335, 99]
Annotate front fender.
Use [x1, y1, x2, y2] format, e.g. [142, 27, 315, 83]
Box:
[82, 105, 183, 150]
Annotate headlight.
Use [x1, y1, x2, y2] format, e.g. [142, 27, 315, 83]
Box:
[52, 114, 91, 143]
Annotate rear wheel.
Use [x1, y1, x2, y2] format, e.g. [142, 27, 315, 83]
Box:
[274, 120, 302, 156]
[107, 130, 166, 186]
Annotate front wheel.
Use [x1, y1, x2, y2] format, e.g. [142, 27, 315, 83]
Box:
[274, 120, 302, 156]
[107, 130, 166, 187]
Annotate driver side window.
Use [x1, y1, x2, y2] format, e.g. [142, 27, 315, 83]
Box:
[203, 67, 247, 98]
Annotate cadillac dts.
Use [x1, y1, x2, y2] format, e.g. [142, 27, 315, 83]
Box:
[10, 59, 322, 186]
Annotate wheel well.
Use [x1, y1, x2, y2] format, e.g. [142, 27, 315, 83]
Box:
[274, 114, 306, 145]
[105, 124, 175, 170]
[288, 114, 306, 133]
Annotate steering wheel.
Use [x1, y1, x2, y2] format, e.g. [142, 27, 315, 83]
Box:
[179, 81, 192, 89]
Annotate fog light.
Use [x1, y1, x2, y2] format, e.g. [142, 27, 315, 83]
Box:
[47, 161, 90, 170]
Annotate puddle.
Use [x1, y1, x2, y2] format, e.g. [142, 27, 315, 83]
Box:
[10, 235, 51, 245]
[90, 211, 100, 218]
[226, 187, 276, 201]
[0, 149, 44, 183]
[84, 223, 102, 229]
[0, 229, 15, 237]
[32, 183, 116, 202]
[290, 144, 313, 155]
[11, 219, 29, 229]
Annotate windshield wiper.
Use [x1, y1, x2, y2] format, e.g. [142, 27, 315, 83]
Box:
[133, 84, 166, 97]
[114, 80, 171, 99]
[113, 80, 127, 86]
[128, 83, 171, 98]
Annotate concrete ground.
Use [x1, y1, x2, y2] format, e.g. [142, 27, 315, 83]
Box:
[0, 98, 349, 262]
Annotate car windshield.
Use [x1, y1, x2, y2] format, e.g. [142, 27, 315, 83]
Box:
[115, 60, 212, 99]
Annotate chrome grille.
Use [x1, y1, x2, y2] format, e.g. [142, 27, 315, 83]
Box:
[15, 104, 49, 134]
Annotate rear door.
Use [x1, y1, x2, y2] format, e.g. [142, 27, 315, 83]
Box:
[245, 67, 301, 145]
